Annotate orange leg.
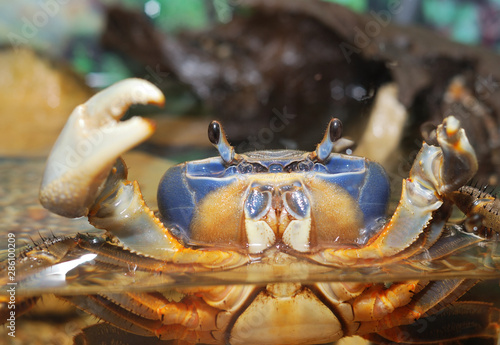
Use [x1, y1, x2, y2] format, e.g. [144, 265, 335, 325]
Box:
[356, 279, 477, 335]
[351, 281, 420, 322]
[62, 291, 224, 343]
[88, 160, 249, 269]
[374, 302, 500, 344]
[0, 295, 39, 322]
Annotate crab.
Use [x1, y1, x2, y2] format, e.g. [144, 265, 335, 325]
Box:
[2, 78, 500, 345]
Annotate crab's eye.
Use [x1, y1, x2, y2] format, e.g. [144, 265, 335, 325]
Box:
[208, 120, 236, 164]
[208, 121, 221, 145]
[315, 117, 344, 162]
[330, 118, 343, 142]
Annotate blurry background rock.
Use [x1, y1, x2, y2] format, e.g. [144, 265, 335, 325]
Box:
[95, 0, 500, 184]
[100, 3, 390, 151]
[3, 0, 500, 174]
[0, 49, 93, 156]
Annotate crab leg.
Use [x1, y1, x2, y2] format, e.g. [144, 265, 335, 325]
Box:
[316, 116, 477, 265]
[0, 296, 39, 322]
[450, 185, 500, 239]
[75, 323, 217, 345]
[371, 302, 500, 344]
[88, 158, 247, 267]
[62, 292, 222, 344]
[74, 324, 165, 345]
[356, 278, 478, 336]
[350, 281, 420, 322]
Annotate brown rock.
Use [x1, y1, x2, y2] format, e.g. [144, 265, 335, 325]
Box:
[0, 48, 93, 157]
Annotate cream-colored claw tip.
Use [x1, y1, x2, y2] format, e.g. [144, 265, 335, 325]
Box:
[86, 78, 165, 120]
[444, 116, 460, 137]
[117, 78, 165, 106]
[39, 78, 165, 218]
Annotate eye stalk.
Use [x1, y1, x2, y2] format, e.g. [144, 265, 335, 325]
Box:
[209, 118, 347, 166]
[313, 118, 344, 162]
[208, 120, 239, 164]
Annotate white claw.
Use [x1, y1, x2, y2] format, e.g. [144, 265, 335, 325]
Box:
[40, 78, 164, 218]
[85, 78, 164, 124]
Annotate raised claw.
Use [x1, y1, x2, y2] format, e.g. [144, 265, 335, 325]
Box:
[436, 116, 478, 194]
[411, 116, 477, 198]
[40, 78, 164, 218]
[368, 116, 477, 257]
[315, 116, 478, 264]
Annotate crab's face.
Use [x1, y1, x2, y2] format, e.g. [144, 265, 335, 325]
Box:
[158, 148, 390, 254]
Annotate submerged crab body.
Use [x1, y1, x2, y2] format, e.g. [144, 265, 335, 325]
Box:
[2, 79, 500, 345]
[63, 281, 409, 345]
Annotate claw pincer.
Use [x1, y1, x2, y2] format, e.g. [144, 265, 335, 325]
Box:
[317, 116, 478, 264]
[39, 78, 163, 218]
